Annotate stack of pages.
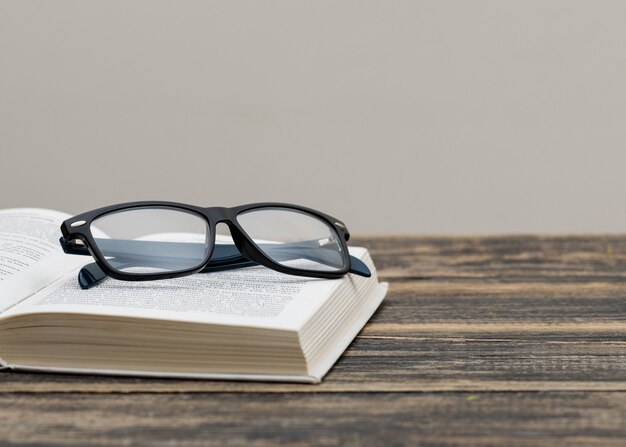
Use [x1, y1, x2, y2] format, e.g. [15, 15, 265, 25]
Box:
[0, 208, 388, 383]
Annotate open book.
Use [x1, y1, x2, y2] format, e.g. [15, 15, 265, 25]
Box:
[0, 208, 388, 383]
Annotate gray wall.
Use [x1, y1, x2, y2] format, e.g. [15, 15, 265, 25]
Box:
[2, 1, 625, 234]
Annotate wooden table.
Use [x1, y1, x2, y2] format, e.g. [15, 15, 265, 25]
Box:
[1, 236, 626, 446]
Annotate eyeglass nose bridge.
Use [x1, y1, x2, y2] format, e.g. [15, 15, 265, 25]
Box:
[207, 217, 269, 270]
[203, 207, 251, 249]
[204, 206, 237, 224]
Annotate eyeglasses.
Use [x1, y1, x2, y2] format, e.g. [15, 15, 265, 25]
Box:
[59, 201, 371, 289]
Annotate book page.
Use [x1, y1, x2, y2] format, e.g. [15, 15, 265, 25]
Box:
[0, 208, 86, 313]
[5, 248, 372, 331]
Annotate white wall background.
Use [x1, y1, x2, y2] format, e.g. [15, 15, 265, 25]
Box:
[2, 1, 626, 233]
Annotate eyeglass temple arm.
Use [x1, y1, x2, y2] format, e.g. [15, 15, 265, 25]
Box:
[201, 243, 371, 277]
[76, 252, 370, 290]
[60, 238, 371, 289]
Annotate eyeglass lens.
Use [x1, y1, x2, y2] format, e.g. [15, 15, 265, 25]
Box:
[90, 208, 210, 274]
[236, 208, 345, 272]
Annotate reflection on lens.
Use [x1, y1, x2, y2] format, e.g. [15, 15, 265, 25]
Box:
[236, 208, 345, 272]
[91, 207, 210, 274]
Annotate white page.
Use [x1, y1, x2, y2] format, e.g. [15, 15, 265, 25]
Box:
[0, 208, 86, 313]
[5, 247, 371, 332]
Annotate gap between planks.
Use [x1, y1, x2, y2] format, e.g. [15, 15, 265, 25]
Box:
[1, 380, 626, 394]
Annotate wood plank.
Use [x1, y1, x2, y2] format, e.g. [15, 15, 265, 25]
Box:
[1, 392, 625, 446]
[355, 235, 626, 283]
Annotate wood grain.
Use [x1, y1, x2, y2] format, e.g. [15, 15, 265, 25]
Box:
[1, 392, 625, 446]
[1, 235, 625, 445]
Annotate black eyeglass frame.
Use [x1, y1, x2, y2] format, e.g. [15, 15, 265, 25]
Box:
[60, 201, 357, 282]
